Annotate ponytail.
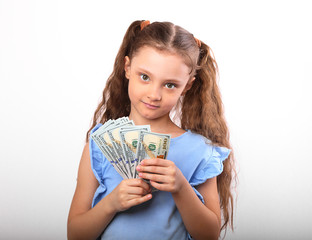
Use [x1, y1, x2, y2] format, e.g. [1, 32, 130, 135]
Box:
[181, 42, 223, 141]
[181, 42, 236, 232]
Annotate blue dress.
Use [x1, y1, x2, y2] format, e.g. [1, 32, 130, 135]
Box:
[90, 124, 230, 240]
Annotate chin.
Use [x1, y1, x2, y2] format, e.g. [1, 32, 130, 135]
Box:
[142, 114, 158, 120]
[144, 113, 169, 121]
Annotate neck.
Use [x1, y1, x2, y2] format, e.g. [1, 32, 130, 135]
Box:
[129, 113, 177, 134]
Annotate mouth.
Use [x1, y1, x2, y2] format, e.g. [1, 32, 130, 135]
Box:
[142, 101, 160, 110]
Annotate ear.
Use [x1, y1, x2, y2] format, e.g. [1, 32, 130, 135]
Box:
[124, 56, 131, 79]
[181, 77, 195, 96]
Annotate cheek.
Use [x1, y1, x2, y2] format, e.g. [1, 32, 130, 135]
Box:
[164, 93, 181, 107]
[128, 79, 139, 101]
[128, 81, 134, 100]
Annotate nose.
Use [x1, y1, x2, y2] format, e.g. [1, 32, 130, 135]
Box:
[147, 84, 162, 101]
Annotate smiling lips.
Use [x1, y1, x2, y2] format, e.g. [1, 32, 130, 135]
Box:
[142, 101, 160, 110]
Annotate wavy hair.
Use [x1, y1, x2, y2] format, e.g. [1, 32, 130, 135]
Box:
[86, 20, 236, 234]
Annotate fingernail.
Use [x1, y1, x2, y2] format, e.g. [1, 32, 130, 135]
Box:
[136, 165, 140, 171]
[139, 173, 143, 177]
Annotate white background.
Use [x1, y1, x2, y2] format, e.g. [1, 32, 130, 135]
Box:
[0, 0, 311, 239]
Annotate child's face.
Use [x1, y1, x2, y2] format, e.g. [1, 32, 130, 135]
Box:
[125, 46, 194, 122]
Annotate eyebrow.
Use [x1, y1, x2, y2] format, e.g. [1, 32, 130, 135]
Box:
[137, 67, 154, 78]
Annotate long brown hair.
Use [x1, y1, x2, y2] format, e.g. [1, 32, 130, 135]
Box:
[86, 20, 236, 233]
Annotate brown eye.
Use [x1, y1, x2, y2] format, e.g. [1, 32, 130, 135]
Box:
[165, 83, 176, 89]
[140, 74, 150, 81]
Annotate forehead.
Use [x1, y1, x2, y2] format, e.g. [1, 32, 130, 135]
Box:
[130, 46, 191, 81]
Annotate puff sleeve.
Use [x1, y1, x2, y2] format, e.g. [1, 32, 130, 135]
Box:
[189, 145, 231, 203]
[186, 145, 230, 240]
[89, 124, 108, 207]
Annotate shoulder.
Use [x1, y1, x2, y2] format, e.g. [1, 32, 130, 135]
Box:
[90, 123, 103, 135]
[172, 130, 212, 152]
[183, 131, 231, 162]
[89, 123, 104, 161]
[170, 130, 231, 178]
[88, 123, 109, 184]
[187, 130, 211, 144]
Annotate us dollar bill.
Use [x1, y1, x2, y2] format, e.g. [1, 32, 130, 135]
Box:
[100, 131, 129, 179]
[90, 121, 126, 178]
[92, 117, 130, 141]
[91, 118, 132, 179]
[91, 119, 115, 142]
[119, 125, 151, 178]
[135, 131, 171, 190]
[106, 121, 134, 178]
[136, 131, 171, 162]
[90, 117, 171, 182]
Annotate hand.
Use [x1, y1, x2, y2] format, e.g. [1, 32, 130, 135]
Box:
[136, 158, 185, 193]
[108, 178, 152, 212]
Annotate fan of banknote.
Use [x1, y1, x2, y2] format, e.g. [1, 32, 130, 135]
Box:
[91, 117, 171, 179]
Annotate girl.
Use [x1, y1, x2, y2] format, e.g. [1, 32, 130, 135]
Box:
[67, 20, 235, 240]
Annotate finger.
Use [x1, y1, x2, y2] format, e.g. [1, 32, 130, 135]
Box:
[126, 186, 151, 195]
[127, 193, 153, 207]
[149, 180, 169, 192]
[127, 178, 151, 192]
[138, 172, 168, 183]
[136, 165, 166, 175]
[117, 193, 152, 211]
[140, 158, 172, 167]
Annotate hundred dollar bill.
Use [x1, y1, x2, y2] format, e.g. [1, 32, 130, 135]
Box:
[136, 131, 171, 162]
[135, 131, 171, 190]
[119, 126, 151, 178]
[90, 121, 127, 178]
[90, 117, 171, 183]
[90, 119, 116, 150]
[90, 119, 115, 157]
[91, 117, 130, 143]
[100, 130, 128, 178]
[106, 121, 134, 178]
[91, 118, 132, 179]
[100, 134, 128, 179]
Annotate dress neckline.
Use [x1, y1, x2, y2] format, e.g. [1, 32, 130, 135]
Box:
[170, 130, 190, 142]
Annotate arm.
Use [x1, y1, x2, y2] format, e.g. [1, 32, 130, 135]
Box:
[172, 177, 221, 240]
[137, 159, 221, 240]
[67, 143, 115, 240]
[67, 143, 152, 240]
